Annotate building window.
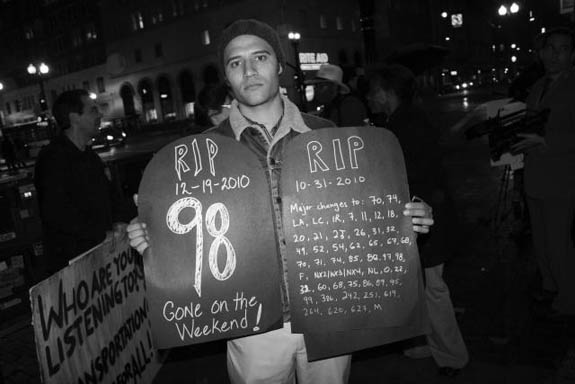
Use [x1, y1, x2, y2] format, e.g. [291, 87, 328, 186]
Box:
[202, 30, 210, 45]
[97, 77, 105, 93]
[131, 11, 144, 31]
[155, 43, 163, 57]
[152, 9, 164, 24]
[172, 0, 184, 16]
[320, 15, 327, 29]
[336, 16, 343, 31]
[72, 30, 83, 47]
[134, 48, 142, 63]
[83, 81, 90, 90]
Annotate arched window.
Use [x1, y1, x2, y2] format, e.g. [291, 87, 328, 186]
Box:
[157, 75, 175, 121]
[120, 83, 136, 117]
[202, 64, 219, 85]
[179, 70, 196, 118]
[138, 78, 157, 122]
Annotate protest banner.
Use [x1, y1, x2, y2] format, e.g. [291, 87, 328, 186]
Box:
[30, 236, 161, 384]
[281, 127, 427, 357]
[137, 133, 283, 349]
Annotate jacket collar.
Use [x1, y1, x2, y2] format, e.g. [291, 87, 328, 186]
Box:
[228, 95, 310, 145]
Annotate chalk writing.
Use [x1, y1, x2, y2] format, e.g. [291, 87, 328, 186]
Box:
[138, 134, 282, 348]
[282, 128, 422, 334]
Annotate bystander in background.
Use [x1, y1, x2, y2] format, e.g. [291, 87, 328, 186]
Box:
[367, 64, 469, 377]
[511, 26, 575, 316]
[194, 83, 233, 129]
[306, 63, 369, 126]
[34, 89, 131, 279]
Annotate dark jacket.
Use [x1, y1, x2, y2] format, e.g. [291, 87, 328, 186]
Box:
[34, 134, 127, 273]
[385, 103, 454, 267]
[209, 99, 335, 319]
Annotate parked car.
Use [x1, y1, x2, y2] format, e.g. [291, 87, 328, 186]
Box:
[91, 125, 127, 151]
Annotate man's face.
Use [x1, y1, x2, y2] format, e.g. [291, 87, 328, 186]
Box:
[367, 84, 391, 115]
[539, 33, 574, 75]
[73, 96, 102, 138]
[314, 81, 339, 105]
[223, 35, 282, 108]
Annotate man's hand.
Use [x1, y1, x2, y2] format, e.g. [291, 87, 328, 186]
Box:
[511, 133, 546, 154]
[127, 218, 150, 255]
[403, 201, 434, 234]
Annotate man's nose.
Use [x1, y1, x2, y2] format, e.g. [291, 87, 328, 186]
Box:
[244, 59, 257, 76]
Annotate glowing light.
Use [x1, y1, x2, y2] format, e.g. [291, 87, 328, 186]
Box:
[441, 11, 448, 18]
[445, 36, 451, 41]
[498, 5, 508, 16]
[450, 70, 458, 76]
[510, 2, 519, 13]
[541, 27, 546, 33]
[511, 56, 517, 63]
[106, 135, 114, 141]
[288, 32, 301, 40]
[39, 63, 49, 74]
[511, 43, 516, 49]
[89, 92, 97, 100]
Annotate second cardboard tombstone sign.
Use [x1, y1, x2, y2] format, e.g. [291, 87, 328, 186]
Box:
[138, 133, 282, 349]
[281, 127, 424, 334]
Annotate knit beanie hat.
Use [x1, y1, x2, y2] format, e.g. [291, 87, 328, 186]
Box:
[218, 19, 285, 71]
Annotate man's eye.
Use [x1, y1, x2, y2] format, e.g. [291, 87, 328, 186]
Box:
[255, 55, 268, 61]
[229, 61, 240, 68]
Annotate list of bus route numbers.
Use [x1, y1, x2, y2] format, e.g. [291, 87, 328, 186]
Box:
[289, 182, 414, 321]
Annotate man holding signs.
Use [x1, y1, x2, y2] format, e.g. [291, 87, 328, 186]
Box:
[128, 19, 433, 384]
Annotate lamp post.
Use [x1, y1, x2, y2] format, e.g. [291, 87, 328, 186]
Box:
[0, 81, 4, 127]
[27, 62, 50, 116]
[288, 31, 306, 112]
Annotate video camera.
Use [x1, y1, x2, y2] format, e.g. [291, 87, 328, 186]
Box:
[464, 108, 549, 161]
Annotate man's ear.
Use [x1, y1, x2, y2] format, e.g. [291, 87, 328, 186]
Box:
[278, 63, 283, 75]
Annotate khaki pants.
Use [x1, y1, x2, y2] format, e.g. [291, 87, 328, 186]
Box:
[227, 322, 351, 384]
[425, 264, 469, 369]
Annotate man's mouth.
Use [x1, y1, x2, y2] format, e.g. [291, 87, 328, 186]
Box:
[244, 83, 263, 91]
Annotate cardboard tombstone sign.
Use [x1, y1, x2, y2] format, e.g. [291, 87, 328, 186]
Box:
[138, 133, 282, 349]
[281, 127, 426, 339]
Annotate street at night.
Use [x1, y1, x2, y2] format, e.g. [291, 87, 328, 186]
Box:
[1, 1, 574, 383]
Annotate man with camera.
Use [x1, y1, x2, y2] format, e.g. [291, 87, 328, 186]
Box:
[511, 27, 575, 316]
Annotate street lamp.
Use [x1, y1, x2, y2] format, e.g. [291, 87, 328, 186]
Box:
[498, 5, 508, 16]
[27, 62, 50, 115]
[509, 2, 519, 14]
[288, 31, 306, 111]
